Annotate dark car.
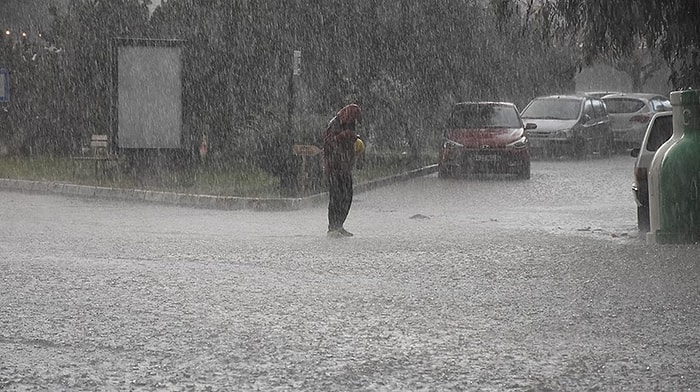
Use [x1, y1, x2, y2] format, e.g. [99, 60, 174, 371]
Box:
[520, 95, 614, 158]
[438, 101, 535, 179]
[630, 111, 673, 233]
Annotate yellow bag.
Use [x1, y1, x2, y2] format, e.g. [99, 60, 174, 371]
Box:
[354, 138, 365, 154]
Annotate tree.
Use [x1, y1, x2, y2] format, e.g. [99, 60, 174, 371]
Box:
[7, 0, 579, 169]
[49, 0, 149, 144]
[607, 41, 666, 92]
[552, 0, 700, 89]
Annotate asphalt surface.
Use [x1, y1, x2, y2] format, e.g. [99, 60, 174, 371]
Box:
[1, 154, 699, 391]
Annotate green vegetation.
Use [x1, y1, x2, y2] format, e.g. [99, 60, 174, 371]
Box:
[0, 156, 276, 197]
[0, 149, 437, 198]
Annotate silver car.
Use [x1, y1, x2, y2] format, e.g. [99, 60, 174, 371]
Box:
[602, 93, 671, 151]
[520, 95, 613, 158]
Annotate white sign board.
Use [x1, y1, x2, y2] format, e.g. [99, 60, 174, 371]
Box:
[116, 42, 183, 149]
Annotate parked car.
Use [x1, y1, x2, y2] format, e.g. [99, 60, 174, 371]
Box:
[520, 95, 614, 158]
[582, 91, 621, 99]
[602, 93, 671, 151]
[630, 111, 673, 233]
[438, 101, 534, 179]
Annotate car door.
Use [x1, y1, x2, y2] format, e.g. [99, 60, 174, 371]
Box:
[580, 98, 597, 141]
[591, 98, 611, 143]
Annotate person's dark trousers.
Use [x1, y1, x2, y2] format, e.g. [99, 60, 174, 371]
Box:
[327, 169, 353, 231]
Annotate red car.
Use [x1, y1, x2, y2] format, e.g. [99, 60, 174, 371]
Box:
[438, 102, 535, 179]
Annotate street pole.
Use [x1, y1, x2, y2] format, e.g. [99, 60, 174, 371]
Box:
[282, 50, 302, 196]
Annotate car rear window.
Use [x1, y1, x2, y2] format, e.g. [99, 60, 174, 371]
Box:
[650, 98, 672, 112]
[449, 104, 521, 128]
[646, 115, 673, 151]
[521, 98, 581, 120]
[603, 98, 646, 113]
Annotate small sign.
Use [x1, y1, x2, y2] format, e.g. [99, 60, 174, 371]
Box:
[292, 144, 321, 156]
[0, 68, 9, 103]
[292, 50, 301, 76]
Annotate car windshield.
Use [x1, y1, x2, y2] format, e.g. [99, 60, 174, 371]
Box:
[521, 98, 581, 120]
[449, 104, 521, 128]
[603, 98, 646, 113]
[646, 115, 673, 151]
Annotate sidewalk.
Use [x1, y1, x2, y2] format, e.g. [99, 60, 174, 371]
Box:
[0, 165, 437, 211]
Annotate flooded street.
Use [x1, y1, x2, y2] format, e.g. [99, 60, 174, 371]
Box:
[1, 154, 699, 391]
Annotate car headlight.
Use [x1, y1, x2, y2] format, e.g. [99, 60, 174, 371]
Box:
[442, 139, 464, 148]
[506, 136, 528, 149]
[553, 129, 572, 139]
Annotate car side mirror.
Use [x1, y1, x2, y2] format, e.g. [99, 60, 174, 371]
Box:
[525, 123, 537, 130]
[582, 114, 592, 124]
[630, 147, 640, 158]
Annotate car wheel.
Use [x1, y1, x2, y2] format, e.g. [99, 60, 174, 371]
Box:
[438, 165, 452, 179]
[599, 134, 614, 157]
[571, 135, 586, 158]
[544, 143, 560, 158]
[637, 206, 650, 233]
[516, 162, 531, 180]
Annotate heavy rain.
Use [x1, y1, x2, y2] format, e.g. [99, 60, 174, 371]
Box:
[1, 1, 699, 391]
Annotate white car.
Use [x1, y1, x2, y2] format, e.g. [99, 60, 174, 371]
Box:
[602, 93, 671, 151]
[630, 111, 673, 233]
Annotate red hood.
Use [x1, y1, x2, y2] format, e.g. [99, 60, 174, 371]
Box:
[445, 127, 524, 148]
[337, 104, 361, 125]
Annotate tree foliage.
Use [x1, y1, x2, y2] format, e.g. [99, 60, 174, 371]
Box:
[552, 0, 700, 89]
[2, 0, 576, 166]
[48, 0, 149, 146]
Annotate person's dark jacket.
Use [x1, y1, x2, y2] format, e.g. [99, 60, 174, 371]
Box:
[322, 104, 360, 172]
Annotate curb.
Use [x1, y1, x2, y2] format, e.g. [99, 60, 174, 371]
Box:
[0, 164, 438, 211]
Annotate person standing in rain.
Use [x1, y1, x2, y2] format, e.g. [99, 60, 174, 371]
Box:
[322, 103, 364, 238]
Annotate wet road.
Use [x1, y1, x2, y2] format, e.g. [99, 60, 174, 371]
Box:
[1, 154, 699, 391]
